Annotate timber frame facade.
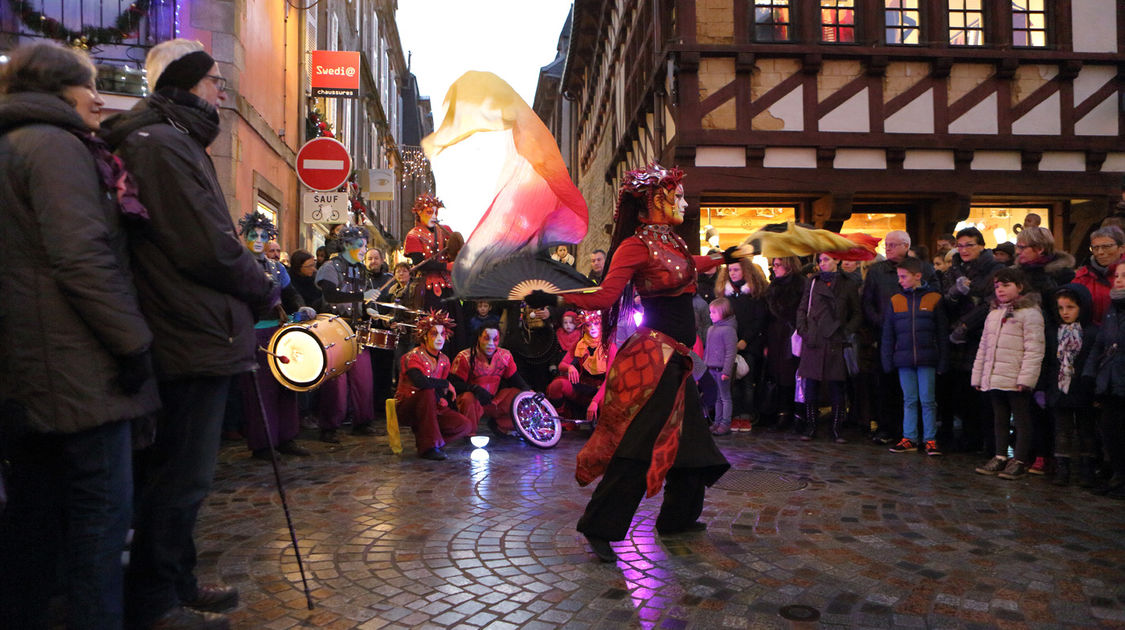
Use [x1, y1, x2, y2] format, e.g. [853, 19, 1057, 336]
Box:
[558, 0, 1125, 257]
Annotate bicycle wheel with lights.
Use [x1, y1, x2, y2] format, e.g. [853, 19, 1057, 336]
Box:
[510, 390, 563, 449]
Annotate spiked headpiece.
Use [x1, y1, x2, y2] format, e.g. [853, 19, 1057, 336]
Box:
[411, 192, 444, 215]
[337, 224, 368, 242]
[237, 211, 278, 238]
[576, 310, 601, 331]
[412, 309, 456, 342]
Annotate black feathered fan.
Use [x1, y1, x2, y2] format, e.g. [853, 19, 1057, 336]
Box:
[455, 254, 595, 301]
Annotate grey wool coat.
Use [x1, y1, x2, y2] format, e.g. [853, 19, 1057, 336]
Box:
[796, 273, 863, 383]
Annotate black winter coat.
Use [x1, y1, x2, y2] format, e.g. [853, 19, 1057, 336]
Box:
[797, 273, 862, 382]
[101, 90, 275, 379]
[1044, 284, 1098, 408]
[1019, 252, 1076, 326]
[0, 93, 160, 433]
[1084, 295, 1125, 398]
[764, 272, 807, 386]
[943, 248, 1006, 371]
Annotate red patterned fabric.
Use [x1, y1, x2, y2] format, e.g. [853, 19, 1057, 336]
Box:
[395, 346, 450, 403]
[450, 347, 517, 396]
[575, 328, 693, 497]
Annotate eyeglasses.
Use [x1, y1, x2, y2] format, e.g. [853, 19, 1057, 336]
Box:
[955, 243, 979, 249]
[1091, 244, 1120, 252]
[206, 74, 228, 93]
[1015, 244, 1029, 250]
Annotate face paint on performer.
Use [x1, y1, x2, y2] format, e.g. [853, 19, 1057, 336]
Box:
[341, 237, 367, 264]
[643, 184, 687, 226]
[425, 324, 446, 354]
[244, 228, 270, 255]
[477, 328, 500, 357]
[418, 206, 437, 229]
[586, 319, 601, 340]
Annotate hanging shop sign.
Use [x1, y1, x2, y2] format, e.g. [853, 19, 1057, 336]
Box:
[310, 50, 360, 98]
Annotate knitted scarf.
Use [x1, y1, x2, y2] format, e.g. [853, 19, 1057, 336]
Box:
[1056, 322, 1082, 394]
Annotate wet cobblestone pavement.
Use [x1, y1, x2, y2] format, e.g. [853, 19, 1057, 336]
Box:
[198, 427, 1125, 629]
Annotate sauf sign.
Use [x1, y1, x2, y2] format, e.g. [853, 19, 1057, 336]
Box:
[310, 51, 360, 98]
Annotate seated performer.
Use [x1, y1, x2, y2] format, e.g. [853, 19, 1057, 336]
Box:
[450, 325, 530, 436]
[395, 310, 475, 460]
[238, 211, 313, 459]
[547, 311, 613, 420]
[315, 225, 377, 442]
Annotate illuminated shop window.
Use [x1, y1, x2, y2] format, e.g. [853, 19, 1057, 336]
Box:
[752, 0, 792, 42]
[884, 0, 920, 45]
[1011, 0, 1047, 47]
[949, 0, 985, 46]
[701, 206, 797, 251]
[839, 212, 907, 258]
[955, 207, 1049, 248]
[821, 0, 855, 43]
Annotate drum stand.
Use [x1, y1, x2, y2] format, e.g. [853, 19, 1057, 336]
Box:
[248, 365, 316, 610]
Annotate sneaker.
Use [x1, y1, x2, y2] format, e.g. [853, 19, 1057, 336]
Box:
[1027, 456, 1048, 475]
[710, 422, 731, 436]
[998, 458, 1028, 480]
[889, 438, 917, 453]
[924, 441, 942, 456]
[975, 456, 1008, 475]
[872, 430, 894, 445]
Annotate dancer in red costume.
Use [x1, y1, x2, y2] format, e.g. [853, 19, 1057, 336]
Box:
[547, 311, 613, 421]
[450, 325, 530, 436]
[403, 193, 459, 311]
[394, 310, 475, 460]
[526, 163, 746, 562]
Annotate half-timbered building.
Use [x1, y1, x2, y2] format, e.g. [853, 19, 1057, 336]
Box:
[556, 0, 1124, 259]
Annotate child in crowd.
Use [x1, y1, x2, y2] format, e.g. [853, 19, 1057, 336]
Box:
[556, 310, 583, 356]
[705, 298, 738, 435]
[1083, 264, 1125, 499]
[973, 268, 1045, 479]
[468, 300, 500, 337]
[884, 257, 948, 455]
[1044, 284, 1099, 487]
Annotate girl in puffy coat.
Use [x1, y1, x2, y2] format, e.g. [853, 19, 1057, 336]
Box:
[973, 267, 1045, 480]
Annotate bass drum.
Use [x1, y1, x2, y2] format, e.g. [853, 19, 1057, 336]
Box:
[510, 391, 562, 449]
[267, 314, 358, 392]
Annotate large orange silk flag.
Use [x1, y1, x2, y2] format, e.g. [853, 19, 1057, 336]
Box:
[422, 71, 588, 291]
[742, 221, 880, 261]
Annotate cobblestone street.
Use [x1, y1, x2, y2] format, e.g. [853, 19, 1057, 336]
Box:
[198, 427, 1125, 629]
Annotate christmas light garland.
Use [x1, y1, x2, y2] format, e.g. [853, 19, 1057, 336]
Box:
[8, 0, 154, 49]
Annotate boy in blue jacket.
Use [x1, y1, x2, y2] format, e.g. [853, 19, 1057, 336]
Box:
[884, 257, 949, 455]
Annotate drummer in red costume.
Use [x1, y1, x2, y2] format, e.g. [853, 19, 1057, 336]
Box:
[450, 325, 531, 436]
[526, 163, 747, 562]
[403, 193, 457, 312]
[394, 310, 475, 460]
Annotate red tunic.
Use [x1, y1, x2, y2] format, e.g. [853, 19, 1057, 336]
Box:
[403, 223, 454, 296]
[395, 346, 450, 403]
[450, 347, 518, 395]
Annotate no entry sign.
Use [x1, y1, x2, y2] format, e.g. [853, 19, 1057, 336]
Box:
[296, 137, 351, 191]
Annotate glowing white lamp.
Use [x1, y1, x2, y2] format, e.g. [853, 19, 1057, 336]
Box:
[470, 435, 490, 448]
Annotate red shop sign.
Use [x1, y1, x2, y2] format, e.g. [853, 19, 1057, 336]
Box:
[311, 50, 360, 98]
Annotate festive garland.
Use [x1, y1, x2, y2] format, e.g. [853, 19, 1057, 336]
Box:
[9, 0, 153, 49]
[305, 106, 335, 139]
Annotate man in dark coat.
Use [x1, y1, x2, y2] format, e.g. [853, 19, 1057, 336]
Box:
[102, 40, 276, 630]
[943, 227, 1005, 452]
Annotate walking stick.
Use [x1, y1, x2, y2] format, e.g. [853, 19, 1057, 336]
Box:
[248, 365, 316, 610]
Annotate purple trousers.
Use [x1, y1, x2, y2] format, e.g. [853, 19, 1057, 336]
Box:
[318, 347, 375, 429]
[242, 327, 299, 450]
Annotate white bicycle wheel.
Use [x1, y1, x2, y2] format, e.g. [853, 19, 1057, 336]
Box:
[510, 391, 563, 449]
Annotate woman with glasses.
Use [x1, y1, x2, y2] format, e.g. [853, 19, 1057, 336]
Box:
[1074, 225, 1125, 325]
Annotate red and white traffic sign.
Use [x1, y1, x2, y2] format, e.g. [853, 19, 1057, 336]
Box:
[296, 137, 351, 191]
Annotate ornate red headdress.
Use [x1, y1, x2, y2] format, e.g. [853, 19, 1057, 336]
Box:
[615, 163, 685, 221]
[411, 192, 444, 215]
[576, 310, 601, 331]
[412, 309, 456, 342]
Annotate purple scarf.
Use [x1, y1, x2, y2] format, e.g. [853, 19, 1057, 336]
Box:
[70, 130, 149, 222]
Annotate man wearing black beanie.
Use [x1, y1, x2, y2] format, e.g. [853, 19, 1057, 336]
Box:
[101, 39, 278, 630]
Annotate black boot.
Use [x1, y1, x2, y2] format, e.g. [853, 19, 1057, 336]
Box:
[774, 412, 792, 432]
[832, 406, 847, 444]
[1053, 457, 1071, 486]
[1078, 456, 1097, 489]
[800, 402, 817, 441]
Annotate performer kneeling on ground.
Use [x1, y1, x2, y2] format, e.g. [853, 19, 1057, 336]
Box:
[238, 211, 314, 459]
[451, 324, 530, 436]
[395, 310, 475, 460]
[526, 163, 739, 563]
[547, 311, 614, 424]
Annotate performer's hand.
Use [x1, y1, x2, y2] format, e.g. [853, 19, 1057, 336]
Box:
[293, 306, 317, 322]
[568, 364, 580, 384]
[447, 383, 457, 398]
[523, 289, 556, 309]
[364, 289, 381, 302]
[737, 340, 747, 351]
[438, 397, 449, 408]
[586, 401, 598, 422]
[721, 374, 730, 381]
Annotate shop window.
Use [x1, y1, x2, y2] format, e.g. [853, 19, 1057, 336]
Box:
[884, 0, 920, 45]
[949, 0, 985, 46]
[955, 207, 1049, 248]
[839, 212, 907, 258]
[821, 0, 855, 43]
[702, 206, 797, 276]
[751, 0, 792, 42]
[256, 198, 279, 234]
[1011, 0, 1047, 47]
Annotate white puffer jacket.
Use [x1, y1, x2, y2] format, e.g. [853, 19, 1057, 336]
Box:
[971, 295, 1045, 391]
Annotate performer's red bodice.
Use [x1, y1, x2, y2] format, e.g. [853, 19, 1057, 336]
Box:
[404, 223, 454, 294]
[395, 347, 450, 402]
[631, 224, 696, 297]
[450, 347, 518, 396]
